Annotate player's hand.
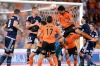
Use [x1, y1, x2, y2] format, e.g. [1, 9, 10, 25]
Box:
[20, 29, 24, 34]
[90, 38, 97, 42]
[35, 21, 40, 26]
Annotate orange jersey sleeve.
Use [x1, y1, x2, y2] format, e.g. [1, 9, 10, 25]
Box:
[42, 24, 60, 43]
[58, 12, 73, 29]
[65, 33, 80, 49]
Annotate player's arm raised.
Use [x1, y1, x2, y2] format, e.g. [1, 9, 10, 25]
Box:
[13, 20, 23, 33]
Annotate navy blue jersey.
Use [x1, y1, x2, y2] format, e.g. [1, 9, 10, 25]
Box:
[26, 16, 41, 32]
[81, 23, 91, 35]
[90, 30, 98, 47]
[6, 16, 19, 38]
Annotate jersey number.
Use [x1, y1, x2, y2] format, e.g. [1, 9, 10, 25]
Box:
[46, 28, 53, 36]
[8, 20, 11, 27]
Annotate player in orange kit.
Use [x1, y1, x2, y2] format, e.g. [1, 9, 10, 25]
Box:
[37, 16, 62, 66]
[59, 32, 80, 66]
[29, 21, 54, 66]
[57, 5, 95, 41]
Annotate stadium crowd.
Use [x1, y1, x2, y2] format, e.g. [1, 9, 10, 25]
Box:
[0, 0, 100, 48]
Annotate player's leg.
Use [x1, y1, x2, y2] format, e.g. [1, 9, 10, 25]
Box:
[7, 53, 13, 66]
[29, 52, 36, 66]
[6, 38, 15, 66]
[0, 53, 7, 65]
[47, 56, 54, 66]
[55, 40, 63, 66]
[27, 43, 32, 63]
[66, 53, 71, 66]
[79, 41, 96, 66]
[58, 52, 63, 66]
[29, 46, 41, 66]
[66, 49, 72, 66]
[50, 43, 58, 66]
[0, 37, 14, 65]
[73, 47, 78, 66]
[38, 41, 48, 66]
[27, 35, 36, 63]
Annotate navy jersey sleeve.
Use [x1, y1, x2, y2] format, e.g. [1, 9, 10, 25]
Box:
[14, 16, 19, 22]
[26, 16, 31, 23]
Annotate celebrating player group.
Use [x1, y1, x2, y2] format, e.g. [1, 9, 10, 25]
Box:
[0, 5, 98, 66]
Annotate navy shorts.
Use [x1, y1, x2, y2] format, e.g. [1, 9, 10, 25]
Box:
[27, 34, 37, 44]
[80, 40, 95, 55]
[4, 36, 16, 54]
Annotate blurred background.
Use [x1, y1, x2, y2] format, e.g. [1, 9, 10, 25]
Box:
[0, 0, 100, 49]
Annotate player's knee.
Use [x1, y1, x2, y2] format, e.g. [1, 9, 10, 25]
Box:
[29, 52, 35, 58]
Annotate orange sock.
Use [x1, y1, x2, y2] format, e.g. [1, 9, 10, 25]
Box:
[29, 58, 33, 66]
[49, 60, 54, 66]
[66, 59, 71, 66]
[52, 55, 58, 66]
[38, 58, 43, 66]
[74, 60, 77, 66]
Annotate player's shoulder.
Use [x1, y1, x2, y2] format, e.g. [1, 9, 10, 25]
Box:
[11, 16, 19, 20]
[26, 15, 32, 19]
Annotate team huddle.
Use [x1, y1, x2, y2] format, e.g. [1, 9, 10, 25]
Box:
[0, 5, 98, 66]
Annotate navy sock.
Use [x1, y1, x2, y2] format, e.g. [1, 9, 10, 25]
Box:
[83, 55, 93, 64]
[7, 56, 12, 66]
[58, 60, 61, 66]
[27, 49, 31, 61]
[0, 54, 7, 65]
[80, 56, 84, 66]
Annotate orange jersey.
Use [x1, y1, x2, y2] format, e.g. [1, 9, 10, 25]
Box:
[41, 23, 60, 43]
[58, 12, 73, 29]
[65, 33, 80, 49]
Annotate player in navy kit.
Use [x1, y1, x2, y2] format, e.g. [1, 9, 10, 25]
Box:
[79, 17, 98, 66]
[0, 9, 23, 66]
[26, 6, 41, 63]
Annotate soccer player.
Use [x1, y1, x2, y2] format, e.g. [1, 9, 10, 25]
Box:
[26, 6, 41, 63]
[29, 21, 54, 66]
[57, 5, 95, 41]
[37, 16, 62, 66]
[58, 32, 80, 66]
[79, 23, 98, 66]
[0, 9, 23, 66]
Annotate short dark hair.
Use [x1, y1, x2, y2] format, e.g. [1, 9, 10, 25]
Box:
[47, 16, 52, 23]
[32, 6, 37, 10]
[82, 16, 88, 23]
[57, 5, 65, 11]
[89, 23, 95, 27]
[41, 20, 47, 25]
[14, 9, 20, 14]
